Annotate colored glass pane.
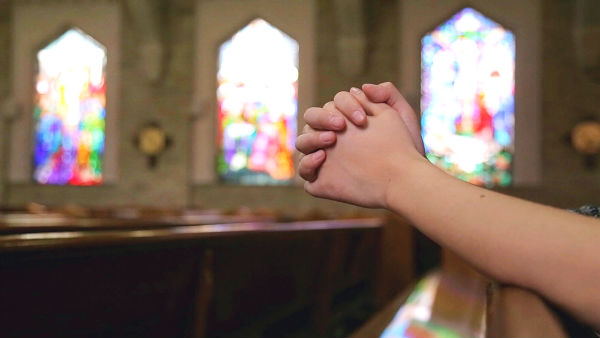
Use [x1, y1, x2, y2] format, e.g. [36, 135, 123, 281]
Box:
[217, 18, 298, 185]
[421, 8, 515, 187]
[33, 28, 106, 185]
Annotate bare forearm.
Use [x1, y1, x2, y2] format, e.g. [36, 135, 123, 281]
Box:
[387, 160, 600, 328]
[297, 83, 600, 326]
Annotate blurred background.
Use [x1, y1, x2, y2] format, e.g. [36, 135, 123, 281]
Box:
[1, 0, 599, 213]
[0, 0, 598, 337]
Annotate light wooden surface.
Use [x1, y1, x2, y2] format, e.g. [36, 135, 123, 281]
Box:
[0, 218, 382, 252]
[350, 248, 569, 338]
[487, 286, 567, 338]
[350, 283, 414, 338]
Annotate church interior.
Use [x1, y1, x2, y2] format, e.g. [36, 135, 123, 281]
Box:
[1, 0, 599, 337]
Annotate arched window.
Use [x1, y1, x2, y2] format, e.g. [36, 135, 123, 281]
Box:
[10, 1, 120, 187]
[421, 7, 515, 187]
[33, 28, 107, 185]
[217, 19, 298, 185]
[192, 0, 315, 185]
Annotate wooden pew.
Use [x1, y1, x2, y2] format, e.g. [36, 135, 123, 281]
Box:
[351, 249, 573, 338]
[0, 218, 388, 338]
[0, 209, 273, 234]
[487, 286, 567, 337]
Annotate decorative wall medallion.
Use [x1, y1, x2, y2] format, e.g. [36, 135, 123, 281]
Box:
[133, 122, 172, 169]
[570, 119, 600, 168]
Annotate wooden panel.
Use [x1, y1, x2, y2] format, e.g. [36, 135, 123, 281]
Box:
[352, 248, 572, 338]
[350, 284, 414, 338]
[0, 218, 387, 337]
[0, 245, 198, 338]
[0, 212, 273, 234]
[374, 214, 415, 307]
[487, 286, 567, 338]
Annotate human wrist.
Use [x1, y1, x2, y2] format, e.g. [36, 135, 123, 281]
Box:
[383, 154, 438, 213]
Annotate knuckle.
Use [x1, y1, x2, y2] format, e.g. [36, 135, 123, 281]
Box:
[301, 169, 316, 182]
[298, 164, 310, 180]
[297, 142, 313, 155]
[307, 151, 320, 166]
[335, 91, 363, 110]
[303, 107, 315, 121]
[298, 154, 311, 168]
[323, 101, 334, 110]
[295, 137, 304, 152]
[333, 91, 349, 103]
[299, 170, 309, 181]
[305, 107, 323, 119]
[322, 104, 338, 120]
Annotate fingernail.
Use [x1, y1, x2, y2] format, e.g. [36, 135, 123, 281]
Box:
[320, 132, 334, 143]
[350, 87, 362, 94]
[314, 150, 324, 160]
[352, 111, 365, 123]
[331, 116, 344, 129]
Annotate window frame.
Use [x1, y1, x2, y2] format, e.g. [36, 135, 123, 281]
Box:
[10, 1, 121, 184]
[191, 0, 316, 185]
[420, 7, 517, 187]
[400, 0, 542, 186]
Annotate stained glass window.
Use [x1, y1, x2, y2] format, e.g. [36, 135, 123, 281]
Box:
[217, 18, 299, 185]
[421, 8, 515, 187]
[33, 28, 106, 185]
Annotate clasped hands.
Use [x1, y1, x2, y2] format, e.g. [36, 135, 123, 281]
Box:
[295, 82, 426, 209]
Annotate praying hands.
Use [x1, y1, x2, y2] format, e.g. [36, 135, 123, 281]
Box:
[295, 83, 425, 208]
[296, 83, 600, 330]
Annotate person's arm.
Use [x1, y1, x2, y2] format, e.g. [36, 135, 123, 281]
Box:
[389, 155, 600, 329]
[296, 85, 600, 329]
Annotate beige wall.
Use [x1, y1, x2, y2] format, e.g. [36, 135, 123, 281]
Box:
[505, 0, 600, 207]
[0, 0, 10, 205]
[1, 0, 599, 214]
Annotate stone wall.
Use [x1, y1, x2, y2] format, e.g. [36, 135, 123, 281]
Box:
[505, 0, 600, 207]
[1, 0, 599, 215]
[0, 0, 10, 205]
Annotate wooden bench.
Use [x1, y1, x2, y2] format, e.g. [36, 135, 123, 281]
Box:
[0, 217, 391, 337]
[352, 250, 570, 338]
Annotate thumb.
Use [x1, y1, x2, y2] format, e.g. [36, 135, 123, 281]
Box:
[362, 82, 425, 156]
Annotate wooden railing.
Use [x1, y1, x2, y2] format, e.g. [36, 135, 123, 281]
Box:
[351, 250, 571, 338]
